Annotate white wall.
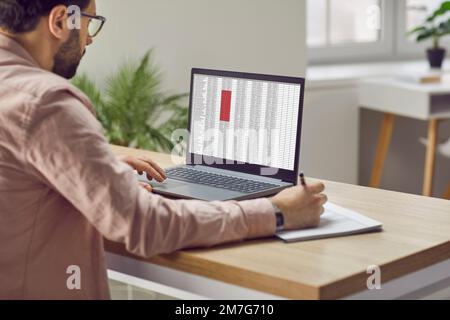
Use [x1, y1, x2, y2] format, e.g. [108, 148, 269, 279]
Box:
[79, 1, 361, 184]
[79, 0, 307, 94]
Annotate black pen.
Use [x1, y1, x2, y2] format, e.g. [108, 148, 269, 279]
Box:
[300, 172, 307, 187]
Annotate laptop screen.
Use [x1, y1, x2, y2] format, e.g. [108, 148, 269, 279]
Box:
[188, 69, 304, 183]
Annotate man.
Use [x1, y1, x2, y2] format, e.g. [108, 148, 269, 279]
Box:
[0, 0, 327, 299]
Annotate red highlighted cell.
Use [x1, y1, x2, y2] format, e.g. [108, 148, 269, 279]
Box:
[220, 90, 232, 122]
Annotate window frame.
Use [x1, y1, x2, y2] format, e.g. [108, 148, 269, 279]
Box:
[395, 0, 450, 58]
[308, 0, 444, 65]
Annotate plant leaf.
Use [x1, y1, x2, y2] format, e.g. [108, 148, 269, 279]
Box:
[427, 1, 450, 22]
[406, 26, 427, 36]
[72, 50, 189, 152]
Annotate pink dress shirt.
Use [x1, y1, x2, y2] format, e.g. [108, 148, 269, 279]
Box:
[0, 34, 276, 299]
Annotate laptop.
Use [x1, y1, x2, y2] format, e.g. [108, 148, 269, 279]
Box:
[138, 68, 305, 201]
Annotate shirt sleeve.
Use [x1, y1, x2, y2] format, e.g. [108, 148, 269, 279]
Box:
[24, 91, 276, 258]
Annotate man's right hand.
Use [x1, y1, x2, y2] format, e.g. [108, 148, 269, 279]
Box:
[271, 182, 327, 231]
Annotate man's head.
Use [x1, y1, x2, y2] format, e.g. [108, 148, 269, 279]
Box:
[0, 0, 100, 79]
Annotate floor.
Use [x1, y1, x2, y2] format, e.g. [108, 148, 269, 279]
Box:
[109, 279, 178, 300]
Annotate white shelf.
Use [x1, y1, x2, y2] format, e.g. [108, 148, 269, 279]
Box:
[307, 60, 450, 89]
[359, 77, 450, 120]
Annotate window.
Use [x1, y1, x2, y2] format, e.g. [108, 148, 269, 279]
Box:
[396, 0, 448, 56]
[308, 0, 392, 64]
[405, 0, 443, 32]
[307, 0, 382, 48]
[307, 0, 448, 64]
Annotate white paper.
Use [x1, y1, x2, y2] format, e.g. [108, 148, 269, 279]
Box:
[276, 202, 383, 243]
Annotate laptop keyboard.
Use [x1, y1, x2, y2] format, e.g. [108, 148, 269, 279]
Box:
[166, 167, 280, 194]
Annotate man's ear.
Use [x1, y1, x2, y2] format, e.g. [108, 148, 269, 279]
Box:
[48, 5, 69, 40]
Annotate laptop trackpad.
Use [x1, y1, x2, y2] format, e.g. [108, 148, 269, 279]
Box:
[142, 176, 244, 201]
[169, 184, 243, 201]
[147, 178, 187, 190]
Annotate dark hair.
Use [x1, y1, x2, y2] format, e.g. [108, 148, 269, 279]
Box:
[0, 0, 91, 33]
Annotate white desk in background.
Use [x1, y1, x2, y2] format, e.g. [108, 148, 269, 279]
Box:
[358, 77, 450, 197]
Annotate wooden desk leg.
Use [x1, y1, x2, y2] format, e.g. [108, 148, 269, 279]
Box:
[444, 184, 450, 200]
[423, 119, 439, 197]
[369, 113, 395, 188]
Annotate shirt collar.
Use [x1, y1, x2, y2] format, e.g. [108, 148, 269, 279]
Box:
[0, 32, 41, 68]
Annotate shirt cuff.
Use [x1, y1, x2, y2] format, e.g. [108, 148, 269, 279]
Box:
[238, 198, 277, 239]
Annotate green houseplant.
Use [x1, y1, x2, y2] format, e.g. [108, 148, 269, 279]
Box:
[408, 1, 450, 68]
[72, 50, 189, 152]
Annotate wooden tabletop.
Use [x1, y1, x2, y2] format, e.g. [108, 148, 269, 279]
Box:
[106, 145, 450, 299]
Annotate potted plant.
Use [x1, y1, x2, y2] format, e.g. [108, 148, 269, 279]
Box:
[72, 50, 189, 153]
[408, 1, 450, 69]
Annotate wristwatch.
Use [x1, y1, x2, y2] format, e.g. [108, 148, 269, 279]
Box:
[271, 201, 285, 232]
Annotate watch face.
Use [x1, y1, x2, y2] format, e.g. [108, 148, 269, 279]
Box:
[276, 212, 284, 230]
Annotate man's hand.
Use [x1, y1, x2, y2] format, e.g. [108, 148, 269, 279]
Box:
[271, 182, 327, 231]
[118, 155, 167, 192]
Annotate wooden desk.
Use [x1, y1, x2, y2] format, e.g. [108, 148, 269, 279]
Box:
[358, 77, 450, 197]
[106, 145, 450, 300]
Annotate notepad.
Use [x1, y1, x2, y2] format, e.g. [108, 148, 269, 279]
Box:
[276, 202, 383, 243]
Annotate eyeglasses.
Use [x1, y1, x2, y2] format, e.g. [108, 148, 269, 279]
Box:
[80, 12, 106, 38]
